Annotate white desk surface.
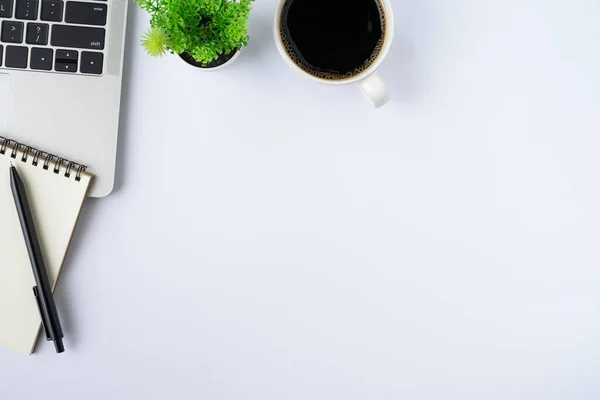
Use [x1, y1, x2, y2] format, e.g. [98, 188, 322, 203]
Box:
[1, 0, 599, 398]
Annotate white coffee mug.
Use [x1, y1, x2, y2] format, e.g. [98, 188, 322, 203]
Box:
[273, 0, 394, 108]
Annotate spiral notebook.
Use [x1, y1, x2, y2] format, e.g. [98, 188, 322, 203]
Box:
[0, 137, 92, 354]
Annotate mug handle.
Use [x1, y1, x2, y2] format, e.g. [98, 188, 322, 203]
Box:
[358, 73, 390, 108]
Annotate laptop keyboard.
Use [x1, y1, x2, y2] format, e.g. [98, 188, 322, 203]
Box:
[0, 0, 106, 75]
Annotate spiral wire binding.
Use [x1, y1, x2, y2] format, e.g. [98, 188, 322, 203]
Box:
[0, 136, 87, 181]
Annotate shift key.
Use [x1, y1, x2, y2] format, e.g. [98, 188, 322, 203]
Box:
[51, 25, 105, 50]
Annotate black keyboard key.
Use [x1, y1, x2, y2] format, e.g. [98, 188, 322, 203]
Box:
[56, 48, 77, 61]
[51, 24, 104, 50]
[1, 21, 23, 43]
[30, 47, 52, 70]
[5, 45, 27, 68]
[55, 49, 77, 73]
[26, 23, 48, 45]
[80, 51, 102, 74]
[65, 1, 106, 26]
[0, 0, 13, 18]
[55, 60, 76, 72]
[15, 0, 37, 20]
[41, 0, 61, 21]
[0, 45, 3, 66]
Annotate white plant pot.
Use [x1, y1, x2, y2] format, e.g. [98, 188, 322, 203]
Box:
[179, 49, 242, 71]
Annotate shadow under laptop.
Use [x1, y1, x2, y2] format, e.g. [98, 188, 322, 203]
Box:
[112, 5, 140, 194]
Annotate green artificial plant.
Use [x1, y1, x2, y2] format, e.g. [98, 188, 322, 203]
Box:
[135, 0, 253, 66]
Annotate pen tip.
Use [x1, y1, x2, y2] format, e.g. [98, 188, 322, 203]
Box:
[54, 339, 65, 353]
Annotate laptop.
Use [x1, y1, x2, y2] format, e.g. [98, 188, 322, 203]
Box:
[0, 0, 128, 197]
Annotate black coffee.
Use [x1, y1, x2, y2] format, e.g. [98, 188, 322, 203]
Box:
[280, 0, 386, 80]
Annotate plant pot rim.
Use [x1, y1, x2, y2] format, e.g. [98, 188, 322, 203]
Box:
[179, 49, 241, 71]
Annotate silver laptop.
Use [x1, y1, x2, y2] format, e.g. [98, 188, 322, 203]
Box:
[0, 0, 128, 197]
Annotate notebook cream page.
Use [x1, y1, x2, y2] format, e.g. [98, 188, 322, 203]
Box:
[0, 141, 91, 354]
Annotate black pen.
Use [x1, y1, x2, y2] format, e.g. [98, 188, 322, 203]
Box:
[10, 164, 65, 353]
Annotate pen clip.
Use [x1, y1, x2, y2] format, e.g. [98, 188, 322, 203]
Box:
[33, 286, 51, 341]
